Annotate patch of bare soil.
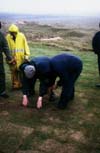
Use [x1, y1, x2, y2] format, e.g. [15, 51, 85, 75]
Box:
[0, 122, 34, 138]
[0, 123, 34, 153]
[17, 151, 39, 153]
[0, 98, 22, 111]
[69, 130, 85, 143]
[38, 139, 77, 153]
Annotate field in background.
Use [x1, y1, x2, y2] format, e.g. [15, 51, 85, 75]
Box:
[2, 14, 100, 52]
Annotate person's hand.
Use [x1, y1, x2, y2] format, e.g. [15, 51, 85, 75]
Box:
[7, 58, 16, 65]
[37, 96, 43, 109]
[12, 59, 16, 65]
[48, 85, 56, 93]
[22, 95, 29, 107]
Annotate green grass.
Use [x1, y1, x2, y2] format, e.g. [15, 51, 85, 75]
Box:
[0, 43, 100, 153]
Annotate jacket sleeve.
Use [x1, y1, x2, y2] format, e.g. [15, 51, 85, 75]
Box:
[1, 32, 12, 61]
[39, 77, 49, 96]
[39, 75, 56, 97]
[21, 75, 37, 96]
[23, 34, 30, 60]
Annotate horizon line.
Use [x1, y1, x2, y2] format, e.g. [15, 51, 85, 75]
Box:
[0, 11, 100, 17]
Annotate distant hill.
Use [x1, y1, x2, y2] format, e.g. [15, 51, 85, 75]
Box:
[1, 13, 100, 51]
[0, 12, 100, 28]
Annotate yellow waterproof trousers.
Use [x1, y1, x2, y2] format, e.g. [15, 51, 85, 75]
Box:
[10, 65, 22, 89]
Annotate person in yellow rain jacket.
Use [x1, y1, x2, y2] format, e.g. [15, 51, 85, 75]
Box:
[6, 24, 30, 90]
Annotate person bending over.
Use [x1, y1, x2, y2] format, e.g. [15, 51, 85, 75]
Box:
[50, 53, 83, 109]
[19, 56, 56, 109]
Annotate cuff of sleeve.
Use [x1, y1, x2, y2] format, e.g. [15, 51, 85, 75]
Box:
[38, 96, 43, 101]
[23, 95, 27, 98]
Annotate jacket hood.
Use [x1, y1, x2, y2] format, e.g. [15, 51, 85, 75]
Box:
[8, 24, 19, 33]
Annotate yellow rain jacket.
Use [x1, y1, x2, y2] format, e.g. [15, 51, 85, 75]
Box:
[6, 24, 30, 69]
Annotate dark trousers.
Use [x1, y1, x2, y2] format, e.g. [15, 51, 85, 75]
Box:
[97, 54, 100, 75]
[0, 63, 5, 94]
[58, 64, 82, 108]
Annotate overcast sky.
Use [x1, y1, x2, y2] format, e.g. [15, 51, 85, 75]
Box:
[0, 0, 100, 16]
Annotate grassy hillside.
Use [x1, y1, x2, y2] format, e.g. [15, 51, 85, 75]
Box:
[20, 23, 95, 52]
[4, 21, 98, 52]
[0, 44, 100, 153]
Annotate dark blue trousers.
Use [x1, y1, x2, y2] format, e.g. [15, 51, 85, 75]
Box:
[58, 64, 82, 108]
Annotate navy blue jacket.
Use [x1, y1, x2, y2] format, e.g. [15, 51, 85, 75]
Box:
[20, 56, 52, 96]
[50, 53, 82, 77]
